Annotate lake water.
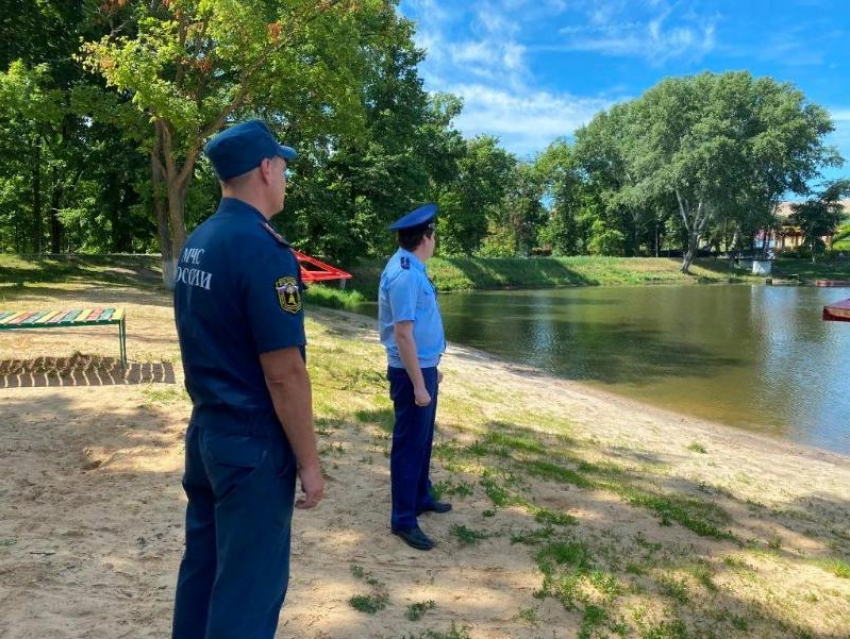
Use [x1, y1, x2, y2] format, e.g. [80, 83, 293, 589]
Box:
[353, 285, 850, 455]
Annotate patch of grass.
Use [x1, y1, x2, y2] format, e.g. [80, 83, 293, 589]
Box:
[347, 255, 770, 297]
[686, 442, 707, 454]
[141, 386, 186, 404]
[479, 475, 519, 508]
[532, 506, 578, 527]
[353, 408, 395, 433]
[588, 570, 622, 598]
[814, 558, 850, 579]
[432, 480, 474, 499]
[511, 526, 556, 546]
[406, 600, 436, 621]
[641, 619, 690, 639]
[350, 564, 384, 588]
[304, 284, 366, 310]
[399, 623, 472, 639]
[578, 604, 608, 639]
[450, 524, 490, 546]
[511, 606, 539, 625]
[657, 574, 690, 605]
[688, 559, 717, 592]
[348, 592, 389, 614]
[523, 459, 594, 488]
[484, 429, 548, 455]
[729, 615, 749, 632]
[320, 441, 345, 458]
[609, 485, 735, 540]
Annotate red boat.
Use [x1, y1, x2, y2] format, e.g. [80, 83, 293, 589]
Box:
[293, 250, 352, 283]
[823, 298, 850, 322]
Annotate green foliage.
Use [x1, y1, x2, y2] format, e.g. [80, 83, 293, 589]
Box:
[303, 285, 365, 310]
[0, 9, 843, 271]
[450, 524, 490, 546]
[348, 592, 389, 614]
[405, 600, 436, 621]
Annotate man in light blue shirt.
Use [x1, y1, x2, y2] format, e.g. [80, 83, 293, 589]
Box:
[378, 203, 450, 551]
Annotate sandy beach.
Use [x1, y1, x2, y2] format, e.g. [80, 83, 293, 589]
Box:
[1, 285, 849, 638]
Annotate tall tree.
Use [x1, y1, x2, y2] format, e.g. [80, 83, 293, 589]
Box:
[790, 179, 850, 262]
[83, 0, 400, 285]
[439, 135, 515, 255]
[622, 72, 839, 272]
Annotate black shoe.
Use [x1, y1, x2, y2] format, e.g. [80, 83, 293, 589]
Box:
[418, 501, 453, 515]
[392, 526, 435, 551]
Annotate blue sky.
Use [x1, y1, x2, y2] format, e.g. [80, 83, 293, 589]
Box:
[398, 0, 849, 184]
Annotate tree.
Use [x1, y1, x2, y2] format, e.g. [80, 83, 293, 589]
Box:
[83, 0, 402, 285]
[536, 139, 585, 255]
[439, 135, 516, 255]
[789, 179, 850, 262]
[622, 72, 839, 273]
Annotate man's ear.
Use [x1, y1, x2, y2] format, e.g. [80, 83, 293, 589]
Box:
[259, 158, 273, 184]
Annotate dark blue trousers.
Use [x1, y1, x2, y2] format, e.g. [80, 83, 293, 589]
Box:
[172, 421, 296, 639]
[388, 366, 439, 531]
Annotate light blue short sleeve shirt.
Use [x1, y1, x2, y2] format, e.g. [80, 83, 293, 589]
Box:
[378, 249, 446, 369]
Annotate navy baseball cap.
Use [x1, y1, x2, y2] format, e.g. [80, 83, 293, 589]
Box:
[389, 203, 438, 231]
[204, 119, 297, 181]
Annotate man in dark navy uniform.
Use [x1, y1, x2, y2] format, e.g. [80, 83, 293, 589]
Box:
[171, 119, 324, 639]
[378, 204, 451, 551]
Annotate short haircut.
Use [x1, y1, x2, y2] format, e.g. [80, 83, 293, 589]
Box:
[397, 221, 435, 252]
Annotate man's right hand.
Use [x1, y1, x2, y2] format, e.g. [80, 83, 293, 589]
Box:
[414, 386, 432, 407]
[296, 462, 324, 510]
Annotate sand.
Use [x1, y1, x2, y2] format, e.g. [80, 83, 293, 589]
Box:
[1, 286, 849, 638]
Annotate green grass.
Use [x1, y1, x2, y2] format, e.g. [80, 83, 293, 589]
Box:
[686, 442, 707, 454]
[406, 600, 436, 622]
[348, 255, 766, 297]
[303, 284, 366, 310]
[450, 524, 491, 546]
[771, 257, 850, 283]
[432, 480, 474, 499]
[814, 558, 850, 579]
[348, 592, 389, 614]
[0, 254, 162, 287]
[399, 623, 472, 639]
[658, 574, 691, 604]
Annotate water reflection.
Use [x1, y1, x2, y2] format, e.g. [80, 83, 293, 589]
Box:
[352, 286, 850, 455]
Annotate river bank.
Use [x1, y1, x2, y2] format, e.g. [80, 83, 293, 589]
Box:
[0, 282, 848, 638]
[4, 254, 850, 297]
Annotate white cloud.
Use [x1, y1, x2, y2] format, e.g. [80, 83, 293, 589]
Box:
[446, 84, 619, 156]
[402, 0, 629, 156]
[556, 0, 718, 63]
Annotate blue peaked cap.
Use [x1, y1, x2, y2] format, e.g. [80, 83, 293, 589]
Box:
[204, 119, 297, 181]
[389, 204, 438, 231]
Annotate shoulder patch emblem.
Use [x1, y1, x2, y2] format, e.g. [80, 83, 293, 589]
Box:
[400, 256, 410, 270]
[275, 276, 302, 314]
[261, 222, 290, 246]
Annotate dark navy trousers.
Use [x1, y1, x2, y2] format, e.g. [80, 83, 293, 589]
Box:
[388, 366, 439, 531]
[172, 420, 296, 639]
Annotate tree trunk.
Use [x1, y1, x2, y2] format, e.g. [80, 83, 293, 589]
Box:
[49, 165, 64, 254]
[151, 149, 174, 287]
[682, 232, 699, 273]
[32, 139, 42, 253]
[167, 180, 188, 259]
[154, 119, 197, 289]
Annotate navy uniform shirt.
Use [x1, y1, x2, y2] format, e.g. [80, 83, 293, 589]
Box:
[174, 197, 306, 429]
[378, 248, 446, 369]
